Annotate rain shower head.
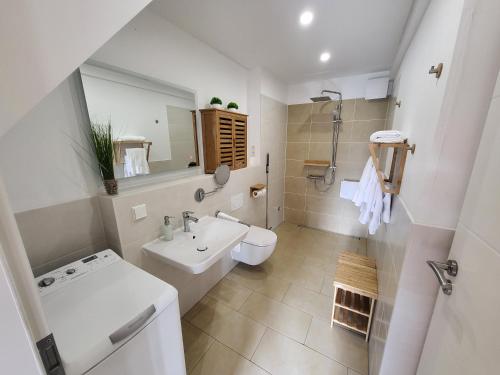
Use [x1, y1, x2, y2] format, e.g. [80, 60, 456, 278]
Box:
[310, 96, 332, 102]
[310, 90, 342, 103]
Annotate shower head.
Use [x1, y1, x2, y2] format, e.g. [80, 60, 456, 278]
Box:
[310, 96, 332, 102]
[310, 90, 342, 103]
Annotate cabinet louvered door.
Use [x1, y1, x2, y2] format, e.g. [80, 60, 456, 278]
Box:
[233, 115, 247, 169]
[217, 113, 234, 169]
[200, 108, 248, 173]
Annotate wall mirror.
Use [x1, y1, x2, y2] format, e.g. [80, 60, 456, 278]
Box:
[79, 62, 199, 180]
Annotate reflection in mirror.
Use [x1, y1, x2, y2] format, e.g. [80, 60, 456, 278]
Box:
[79, 62, 199, 180]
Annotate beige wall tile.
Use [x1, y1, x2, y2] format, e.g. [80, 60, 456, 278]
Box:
[288, 103, 312, 123]
[338, 122, 353, 141]
[286, 142, 308, 160]
[348, 143, 371, 163]
[287, 122, 310, 142]
[16, 197, 108, 275]
[285, 177, 306, 194]
[351, 120, 386, 141]
[308, 142, 332, 160]
[310, 124, 333, 142]
[354, 99, 389, 120]
[284, 192, 306, 210]
[284, 208, 305, 225]
[285, 159, 306, 177]
[306, 195, 343, 215]
[341, 99, 356, 121]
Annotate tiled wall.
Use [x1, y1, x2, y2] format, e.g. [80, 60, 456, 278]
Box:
[284, 98, 388, 237]
[15, 197, 108, 276]
[367, 196, 454, 375]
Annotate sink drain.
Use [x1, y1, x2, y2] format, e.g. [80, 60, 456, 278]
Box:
[197, 246, 208, 252]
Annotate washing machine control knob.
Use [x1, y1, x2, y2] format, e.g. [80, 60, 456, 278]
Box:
[38, 277, 55, 287]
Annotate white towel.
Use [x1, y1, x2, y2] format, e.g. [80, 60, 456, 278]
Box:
[382, 193, 391, 224]
[117, 135, 146, 142]
[370, 130, 404, 143]
[124, 148, 150, 177]
[351, 157, 390, 234]
[340, 180, 359, 200]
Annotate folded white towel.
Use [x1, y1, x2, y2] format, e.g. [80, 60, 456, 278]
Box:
[370, 130, 404, 143]
[118, 136, 146, 142]
[352, 158, 373, 207]
[124, 148, 150, 177]
[340, 180, 359, 200]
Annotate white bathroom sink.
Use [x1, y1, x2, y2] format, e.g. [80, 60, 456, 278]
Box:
[142, 216, 249, 274]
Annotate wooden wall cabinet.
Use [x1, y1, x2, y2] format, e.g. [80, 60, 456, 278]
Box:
[199, 108, 248, 173]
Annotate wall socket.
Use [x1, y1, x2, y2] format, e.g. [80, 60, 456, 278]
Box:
[132, 204, 147, 221]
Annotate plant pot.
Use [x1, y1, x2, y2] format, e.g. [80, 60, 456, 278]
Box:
[210, 104, 223, 109]
[103, 179, 118, 195]
[227, 108, 238, 112]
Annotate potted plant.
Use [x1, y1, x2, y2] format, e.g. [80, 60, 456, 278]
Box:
[227, 102, 239, 112]
[90, 121, 118, 195]
[210, 97, 223, 109]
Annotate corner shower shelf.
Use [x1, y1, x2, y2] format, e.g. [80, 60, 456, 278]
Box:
[332, 252, 378, 341]
[368, 140, 416, 195]
[304, 159, 330, 167]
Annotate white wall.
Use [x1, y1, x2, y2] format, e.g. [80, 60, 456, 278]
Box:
[0, 8, 255, 213]
[0, 248, 43, 375]
[390, 0, 500, 228]
[287, 71, 390, 104]
[0, 75, 101, 213]
[0, 0, 151, 137]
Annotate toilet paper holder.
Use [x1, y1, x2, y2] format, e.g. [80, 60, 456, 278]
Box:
[250, 183, 266, 197]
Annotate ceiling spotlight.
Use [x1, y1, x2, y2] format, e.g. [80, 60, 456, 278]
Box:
[299, 11, 314, 26]
[320, 52, 331, 62]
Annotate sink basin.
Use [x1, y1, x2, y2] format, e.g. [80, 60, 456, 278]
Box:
[142, 216, 249, 274]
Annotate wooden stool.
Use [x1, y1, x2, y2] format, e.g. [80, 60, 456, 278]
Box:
[331, 252, 378, 341]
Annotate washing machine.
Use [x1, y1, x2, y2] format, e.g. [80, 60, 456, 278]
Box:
[35, 249, 186, 375]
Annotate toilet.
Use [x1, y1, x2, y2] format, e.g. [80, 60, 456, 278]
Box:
[231, 225, 277, 265]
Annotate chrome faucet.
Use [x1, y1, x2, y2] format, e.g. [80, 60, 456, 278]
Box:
[182, 211, 199, 232]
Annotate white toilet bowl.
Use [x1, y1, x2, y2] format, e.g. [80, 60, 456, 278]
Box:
[231, 225, 277, 265]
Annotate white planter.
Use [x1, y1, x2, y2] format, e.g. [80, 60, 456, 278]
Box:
[210, 103, 223, 109]
[227, 108, 238, 112]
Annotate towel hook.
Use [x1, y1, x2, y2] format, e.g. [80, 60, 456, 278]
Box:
[429, 63, 444, 79]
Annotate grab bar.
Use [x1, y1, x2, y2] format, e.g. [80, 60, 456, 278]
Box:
[426, 260, 458, 296]
[109, 305, 156, 344]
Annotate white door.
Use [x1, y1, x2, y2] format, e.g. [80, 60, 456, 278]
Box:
[417, 73, 500, 373]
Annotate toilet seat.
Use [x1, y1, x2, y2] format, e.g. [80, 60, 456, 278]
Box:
[242, 225, 277, 247]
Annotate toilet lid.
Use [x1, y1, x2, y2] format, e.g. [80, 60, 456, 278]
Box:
[242, 226, 277, 247]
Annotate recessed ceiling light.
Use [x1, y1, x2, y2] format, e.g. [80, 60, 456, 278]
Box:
[299, 11, 314, 26]
[320, 52, 331, 62]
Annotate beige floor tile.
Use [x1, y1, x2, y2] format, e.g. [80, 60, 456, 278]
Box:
[239, 293, 312, 343]
[190, 297, 266, 359]
[305, 318, 368, 375]
[321, 274, 335, 297]
[283, 284, 332, 322]
[252, 329, 348, 375]
[226, 266, 291, 301]
[207, 278, 252, 310]
[182, 320, 215, 373]
[191, 341, 268, 375]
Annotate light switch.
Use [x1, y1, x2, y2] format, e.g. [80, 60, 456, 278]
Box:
[231, 193, 244, 211]
[132, 204, 147, 221]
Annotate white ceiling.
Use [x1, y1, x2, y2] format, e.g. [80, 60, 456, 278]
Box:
[150, 0, 415, 84]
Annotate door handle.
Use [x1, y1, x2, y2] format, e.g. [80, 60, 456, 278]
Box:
[426, 260, 458, 295]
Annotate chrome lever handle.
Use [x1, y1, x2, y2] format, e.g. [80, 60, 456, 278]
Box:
[427, 260, 457, 295]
